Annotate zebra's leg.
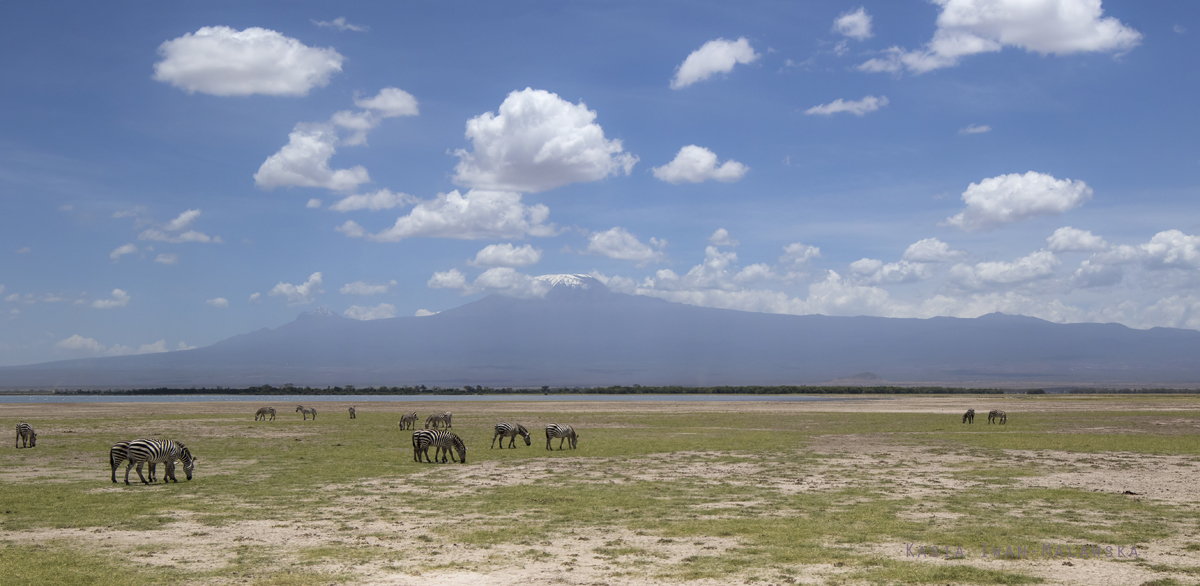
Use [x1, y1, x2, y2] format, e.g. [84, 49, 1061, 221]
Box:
[165, 461, 177, 483]
[135, 462, 150, 485]
[125, 461, 134, 485]
[559, 437, 565, 450]
[491, 432, 498, 449]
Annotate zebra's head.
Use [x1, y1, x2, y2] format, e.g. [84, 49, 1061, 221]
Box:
[179, 446, 196, 480]
[453, 438, 467, 464]
[296, 405, 304, 412]
[28, 430, 36, 447]
[517, 424, 531, 445]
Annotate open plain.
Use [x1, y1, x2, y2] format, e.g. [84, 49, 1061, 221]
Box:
[2, 394, 1199, 586]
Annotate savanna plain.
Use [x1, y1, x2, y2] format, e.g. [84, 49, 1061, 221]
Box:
[2, 395, 1199, 586]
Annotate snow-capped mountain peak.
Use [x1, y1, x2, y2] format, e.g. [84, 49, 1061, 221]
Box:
[534, 274, 605, 290]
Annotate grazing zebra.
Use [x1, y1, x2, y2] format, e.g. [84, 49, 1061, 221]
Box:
[491, 423, 531, 449]
[412, 429, 467, 463]
[15, 422, 36, 448]
[296, 405, 317, 420]
[424, 412, 452, 429]
[124, 439, 196, 485]
[254, 407, 276, 421]
[545, 424, 578, 450]
[398, 412, 418, 430]
[348, 406, 356, 419]
[962, 409, 975, 424]
[110, 440, 159, 483]
[988, 409, 1007, 424]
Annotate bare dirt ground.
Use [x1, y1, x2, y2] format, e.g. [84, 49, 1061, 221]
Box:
[3, 395, 1199, 585]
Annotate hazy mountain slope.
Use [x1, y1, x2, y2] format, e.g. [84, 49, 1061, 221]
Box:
[3, 276, 1198, 388]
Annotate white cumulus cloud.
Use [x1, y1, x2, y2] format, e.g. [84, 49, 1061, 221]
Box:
[468, 243, 543, 268]
[269, 272, 323, 305]
[943, 171, 1092, 231]
[340, 280, 396, 295]
[56, 334, 105, 352]
[306, 198, 322, 209]
[344, 303, 396, 320]
[453, 88, 637, 193]
[780, 242, 821, 267]
[652, 145, 748, 184]
[903, 238, 964, 262]
[585, 227, 666, 265]
[428, 269, 469, 290]
[312, 17, 367, 32]
[805, 95, 888, 117]
[1047, 226, 1108, 252]
[343, 189, 557, 243]
[859, 0, 1141, 74]
[671, 37, 760, 89]
[138, 209, 220, 244]
[92, 289, 131, 309]
[206, 297, 229, 308]
[155, 253, 179, 265]
[153, 26, 344, 96]
[709, 228, 739, 247]
[833, 7, 873, 40]
[849, 259, 933, 284]
[254, 124, 370, 192]
[950, 250, 1061, 289]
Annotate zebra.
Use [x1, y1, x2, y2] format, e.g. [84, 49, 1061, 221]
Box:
[424, 412, 452, 429]
[15, 422, 36, 448]
[124, 439, 196, 485]
[398, 412, 418, 430]
[491, 423, 531, 449]
[255, 407, 276, 421]
[412, 429, 466, 463]
[296, 405, 317, 420]
[988, 409, 1007, 424]
[545, 424, 578, 450]
[962, 409, 975, 424]
[110, 440, 159, 483]
[348, 406, 356, 419]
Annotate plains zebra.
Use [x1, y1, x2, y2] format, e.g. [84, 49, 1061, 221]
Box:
[962, 409, 975, 424]
[110, 440, 159, 483]
[988, 410, 1007, 425]
[255, 407, 276, 421]
[15, 422, 36, 448]
[424, 412, 452, 429]
[124, 439, 197, 485]
[296, 405, 317, 420]
[491, 422, 531, 449]
[545, 424, 578, 450]
[412, 429, 466, 463]
[398, 412, 418, 430]
[348, 406, 356, 419]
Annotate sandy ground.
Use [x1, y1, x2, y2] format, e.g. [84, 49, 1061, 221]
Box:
[3, 395, 1199, 585]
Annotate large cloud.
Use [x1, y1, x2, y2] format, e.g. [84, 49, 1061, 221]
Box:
[1047, 226, 1108, 252]
[339, 190, 557, 243]
[949, 250, 1061, 289]
[834, 7, 874, 40]
[254, 124, 370, 192]
[585, 227, 666, 265]
[860, 0, 1141, 74]
[330, 190, 416, 212]
[452, 89, 637, 193]
[670, 37, 760, 89]
[652, 146, 748, 184]
[269, 272, 323, 305]
[153, 26, 344, 96]
[427, 267, 551, 299]
[943, 171, 1092, 231]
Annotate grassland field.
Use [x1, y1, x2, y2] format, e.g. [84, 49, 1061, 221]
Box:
[2, 394, 1199, 586]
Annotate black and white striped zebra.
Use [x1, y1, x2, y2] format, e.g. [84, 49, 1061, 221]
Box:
[255, 407, 276, 421]
[412, 429, 466, 463]
[15, 422, 36, 448]
[110, 440, 160, 483]
[296, 405, 317, 420]
[962, 409, 975, 424]
[988, 409, 1007, 425]
[424, 412, 452, 429]
[124, 439, 196, 485]
[348, 406, 356, 419]
[398, 412, 418, 430]
[491, 423, 531, 449]
[545, 424, 578, 450]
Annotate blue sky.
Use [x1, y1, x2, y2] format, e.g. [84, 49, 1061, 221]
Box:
[2, 1, 1198, 366]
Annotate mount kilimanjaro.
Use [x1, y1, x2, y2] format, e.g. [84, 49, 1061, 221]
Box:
[3, 274, 1200, 389]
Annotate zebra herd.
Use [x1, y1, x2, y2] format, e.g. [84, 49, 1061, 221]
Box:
[109, 438, 198, 485]
[962, 408, 1008, 424]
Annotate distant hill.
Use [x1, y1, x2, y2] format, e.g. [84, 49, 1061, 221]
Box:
[3, 274, 1200, 389]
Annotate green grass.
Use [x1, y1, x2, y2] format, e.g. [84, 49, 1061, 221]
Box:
[3, 398, 1200, 584]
